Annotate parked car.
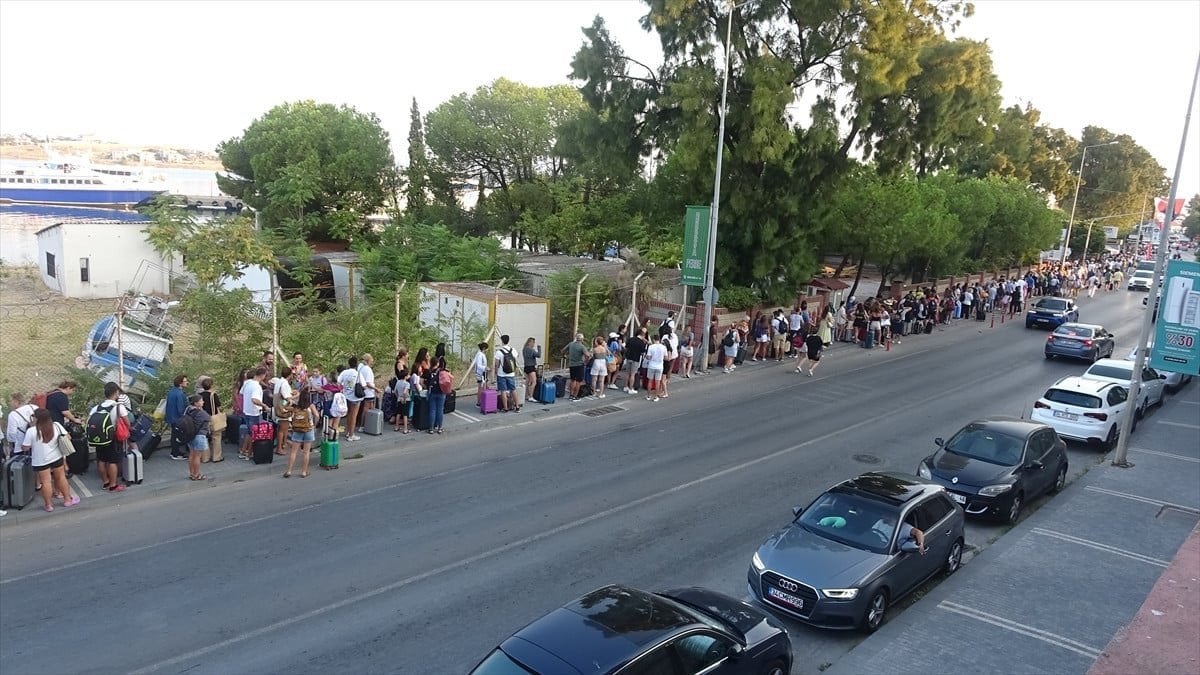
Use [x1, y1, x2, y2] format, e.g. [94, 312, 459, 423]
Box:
[917, 417, 1068, 524]
[1044, 322, 1115, 362]
[469, 585, 792, 675]
[748, 472, 965, 633]
[1127, 271, 1154, 291]
[1031, 376, 1131, 449]
[1144, 292, 1160, 323]
[1125, 341, 1192, 391]
[1025, 297, 1079, 329]
[1081, 358, 1167, 418]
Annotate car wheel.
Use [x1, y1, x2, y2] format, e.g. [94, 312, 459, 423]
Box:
[1090, 350, 1099, 363]
[1045, 353, 1054, 360]
[1104, 425, 1119, 451]
[1005, 492, 1024, 524]
[944, 538, 964, 576]
[860, 589, 888, 633]
[762, 658, 788, 675]
[1135, 402, 1145, 420]
[1051, 463, 1068, 493]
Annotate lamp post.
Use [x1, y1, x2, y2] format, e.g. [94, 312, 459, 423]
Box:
[698, 1, 739, 372]
[1060, 140, 1119, 276]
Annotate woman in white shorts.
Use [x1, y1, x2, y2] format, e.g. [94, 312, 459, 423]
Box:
[589, 337, 609, 398]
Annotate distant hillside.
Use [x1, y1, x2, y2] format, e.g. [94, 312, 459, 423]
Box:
[0, 141, 224, 171]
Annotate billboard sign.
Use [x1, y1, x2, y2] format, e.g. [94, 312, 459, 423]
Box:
[681, 205, 710, 287]
[1151, 258, 1200, 376]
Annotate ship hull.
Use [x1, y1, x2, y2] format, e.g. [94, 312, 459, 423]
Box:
[0, 186, 164, 207]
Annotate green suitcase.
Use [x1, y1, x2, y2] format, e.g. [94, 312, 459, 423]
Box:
[320, 440, 339, 470]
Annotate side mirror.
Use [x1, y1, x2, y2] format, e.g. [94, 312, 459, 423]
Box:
[792, 506, 803, 517]
[1025, 461, 1044, 471]
[727, 643, 744, 657]
[934, 437, 944, 447]
[1159, 373, 1169, 380]
[899, 540, 920, 553]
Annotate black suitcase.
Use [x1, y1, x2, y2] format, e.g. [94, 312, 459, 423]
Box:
[224, 415, 243, 445]
[136, 431, 163, 460]
[975, 304, 986, 321]
[924, 321, 934, 335]
[734, 347, 747, 365]
[128, 414, 153, 443]
[552, 375, 567, 399]
[413, 395, 431, 431]
[443, 391, 457, 415]
[252, 439, 274, 464]
[67, 423, 89, 476]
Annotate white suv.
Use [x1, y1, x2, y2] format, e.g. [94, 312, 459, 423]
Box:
[1032, 376, 1130, 450]
[1127, 271, 1154, 291]
[1081, 358, 1167, 417]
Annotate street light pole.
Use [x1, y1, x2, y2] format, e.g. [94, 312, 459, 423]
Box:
[1060, 141, 1118, 276]
[1113, 49, 1200, 468]
[698, 1, 737, 373]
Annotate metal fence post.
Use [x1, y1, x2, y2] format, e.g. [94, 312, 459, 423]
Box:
[573, 274, 589, 338]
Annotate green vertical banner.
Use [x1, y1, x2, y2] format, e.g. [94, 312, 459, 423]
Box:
[681, 205, 710, 287]
[1151, 258, 1200, 376]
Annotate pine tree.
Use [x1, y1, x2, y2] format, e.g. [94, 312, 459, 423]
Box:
[405, 97, 428, 217]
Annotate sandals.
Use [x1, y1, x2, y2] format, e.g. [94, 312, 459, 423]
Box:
[283, 472, 291, 478]
[189, 474, 207, 481]
[300, 472, 308, 478]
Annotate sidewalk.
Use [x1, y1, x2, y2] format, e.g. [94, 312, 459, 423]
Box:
[828, 383, 1200, 675]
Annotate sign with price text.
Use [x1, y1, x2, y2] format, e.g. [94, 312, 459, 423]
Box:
[681, 205, 710, 287]
[1151, 258, 1200, 376]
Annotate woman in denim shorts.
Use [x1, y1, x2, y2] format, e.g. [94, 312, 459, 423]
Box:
[283, 390, 320, 478]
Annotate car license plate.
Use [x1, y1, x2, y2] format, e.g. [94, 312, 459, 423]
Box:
[767, 586, 804, 609]
[951, 493, 966, 504]
[1053, 410, 1078, 421]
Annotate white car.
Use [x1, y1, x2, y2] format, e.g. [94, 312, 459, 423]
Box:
[1125, 342, 1192, 391]
[1032, 376, 1131, 449]
[1081, 358, 1167, 418]
[1127, 271, 1154, 291]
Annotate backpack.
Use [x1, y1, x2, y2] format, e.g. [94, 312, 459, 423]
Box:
[722, 331, 735, 348]
[438, 369, 454, 395]
[330, 392, 348, 417]
[500, 347, 518, 376]
[659, 321, 671, 339]
[174, 413, 198, 444]
[290, 406, 313, 433]
[86, 404, 116, 447]
[31, 390, 52, 409]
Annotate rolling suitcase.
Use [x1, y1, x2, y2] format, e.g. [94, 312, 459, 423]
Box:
[412, 394, 431, 431]
[514, 383, 527, 409]
[552, 375, 567, 399]
[4, 454, 35, 510]
[536, 380, 556, 404]
[363, 408, 384, 436]
[129, 414, 153, 443]
[67, 423, 89, 476]
[136, 432, 163, 460]
[734, 347, 747, 365]
[319, 440, 340, 469]
[121, 447, 144, 485]
[251, 421, 275, 464]
[443, 390, 457, 415]
[975, 304, 986, 321]
[480, 388, 498, 414]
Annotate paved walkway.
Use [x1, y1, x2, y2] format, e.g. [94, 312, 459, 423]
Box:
[828, 383, 1200, 675]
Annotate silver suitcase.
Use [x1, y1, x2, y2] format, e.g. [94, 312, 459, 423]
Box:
[362, 408, 384, 436]
[4, 454, 35, 510]
[514, 383, 527, 408]
[121, 447, 144, 485]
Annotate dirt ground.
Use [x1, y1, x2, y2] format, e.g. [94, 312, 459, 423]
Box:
[0, 265, 115, 398]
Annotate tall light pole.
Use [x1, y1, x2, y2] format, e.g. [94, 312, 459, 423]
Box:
[1113, 50, 1200, 468]
[698, 1, 738, 372]
[1060, 140, 1119, 276]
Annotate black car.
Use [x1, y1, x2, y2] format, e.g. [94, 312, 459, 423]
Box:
[748, 472, 965, 633]
[470, 585, 792, 675]
[917, 417, 1068, 523]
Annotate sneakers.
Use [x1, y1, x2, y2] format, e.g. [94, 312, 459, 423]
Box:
[0, 509, 6, 517]
[623, 387, 631, 394]
[607, 384, 619, 390]
[795, 367, 803, 373]
[807, 369, 814, 377]
[170, 454, 187, 461]
[598, 394, 606, 399]
[653, 396, 661, 402]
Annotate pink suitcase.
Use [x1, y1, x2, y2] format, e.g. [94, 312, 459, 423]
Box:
[480, 388, 498, 414]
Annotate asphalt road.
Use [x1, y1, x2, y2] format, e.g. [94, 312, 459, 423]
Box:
[0, 287, 1169, 675]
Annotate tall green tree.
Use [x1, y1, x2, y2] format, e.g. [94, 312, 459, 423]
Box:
[405, 97, 429, 219]
[1182, 194, 1200, 239]
[959, 104, 1078, 204]
[217, 101, 399, 242]
[141, 197, 277, 288]
[1065, 126, 1169, 232]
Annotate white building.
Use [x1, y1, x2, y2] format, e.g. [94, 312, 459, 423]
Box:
[35, 220, 178, 299]
[418, 282, 549, 361]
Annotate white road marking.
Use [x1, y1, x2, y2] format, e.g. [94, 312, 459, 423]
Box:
[70, 476, 93, 499]
[1084, 486, 1200, 514]
[938, 601, 1102, 659]
[123, 373, 989, 675]
[1132, 447, 1200, 463]
[450, 410, 480, 424]
[1158, 420, 1200, 430]
[1031, 527, 1170, 567]
[1177, 399, 1199, 405]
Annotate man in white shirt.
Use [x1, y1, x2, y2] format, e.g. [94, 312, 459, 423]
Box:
[239, 366, 269, 460]
[339, 357, 364, 441]
[6, 393, 37, 457]
[270, 366, 296, 455]
[643, 335, 668, 402]
[357, 354, 378, 431]
[493, 335, 519, 413]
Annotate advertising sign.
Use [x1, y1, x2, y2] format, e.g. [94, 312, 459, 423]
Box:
[681, 205, 710, 287]
[1103, 226, 1119, 240]
[1151, 259, 1200, 376]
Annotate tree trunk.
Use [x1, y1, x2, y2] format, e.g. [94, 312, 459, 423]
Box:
[833, 253, 850, 278]
[876, 255, 895, 298]
[847, 246, 868, 299]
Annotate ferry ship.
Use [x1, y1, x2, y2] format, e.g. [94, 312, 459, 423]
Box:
[0, 155, 166, 208]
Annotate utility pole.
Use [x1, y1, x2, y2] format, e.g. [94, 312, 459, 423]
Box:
[573, 274, 589, 338]
[115, 309, 125, 390]
[1113, 49, 1200, 468]
[270, 274, 279, 379]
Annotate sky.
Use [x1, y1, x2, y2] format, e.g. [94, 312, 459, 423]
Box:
[1, 0, 1197, 200]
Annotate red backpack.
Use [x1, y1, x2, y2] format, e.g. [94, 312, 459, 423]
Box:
[438, 369, 454, 395]
[31, 390, 52, 408]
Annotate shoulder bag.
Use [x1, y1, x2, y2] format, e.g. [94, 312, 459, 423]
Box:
[55, 423, 75, 458]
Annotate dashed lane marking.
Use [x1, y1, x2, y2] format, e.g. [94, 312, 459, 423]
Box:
[450, 410, 480, 424]
[1031, 527, 1170, 567]
[1157, 420, 1200, 430]
[70, 476, 93, 499]
[938, 601, 1102, 659]
[1084, 485, 1200, 514]
[1132, 447, 1200, 463]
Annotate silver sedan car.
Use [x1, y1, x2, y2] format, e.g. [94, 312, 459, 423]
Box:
[1126, 342, 1192, 391]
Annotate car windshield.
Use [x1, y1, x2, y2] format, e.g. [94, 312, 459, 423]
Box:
[1053, 326, 1093, 338]
[470, 649, 535, 675]
[943, 427, 1024, 466]
[1086, 364, 1133, 381]
[1044, 389, 1102, 409]
[1036, 299, 1067, 311]
[798, 491, 898, 554]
